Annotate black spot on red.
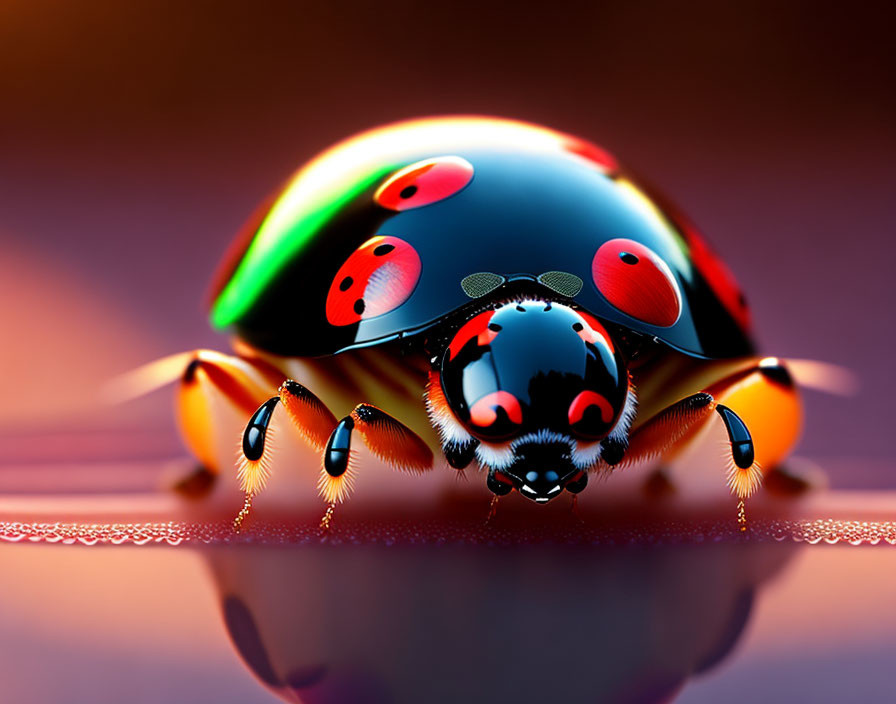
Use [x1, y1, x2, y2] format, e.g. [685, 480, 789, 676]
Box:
[592, 239, 681, 328]
[325, 236, 422, 326]
[375, 156, 474, 211]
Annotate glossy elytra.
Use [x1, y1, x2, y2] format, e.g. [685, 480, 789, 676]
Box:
[171, 117, 808, 528]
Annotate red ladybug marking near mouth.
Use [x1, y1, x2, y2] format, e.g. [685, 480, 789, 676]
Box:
[592, 238, 682, 327]
[374, 156, 474, 211]
[326, 236, 422, 326]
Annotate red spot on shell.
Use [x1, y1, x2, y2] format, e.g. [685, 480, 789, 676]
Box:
[470, 391, 523, 428]
[568, 390, 613, 425]
[448, 311, 497, 361]
[592, 239, 682, 327]
[680, 221, 752, 332]
[635, 188, 751, 333]
[374, 156, 474, 211]
[326, 236, 421, 326]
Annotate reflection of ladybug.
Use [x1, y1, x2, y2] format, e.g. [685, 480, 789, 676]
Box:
[175, 117, 804, 528]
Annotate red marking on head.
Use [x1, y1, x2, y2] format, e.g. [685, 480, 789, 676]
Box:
[592, 239, 682, 327]
[470, 391, 523, 428]
[375, 156, 474, 211]
[449, 311, 497, 361]
[575, 311, 614, 352]
[326, 236, 421, 326]
[568, 390, 613, 425]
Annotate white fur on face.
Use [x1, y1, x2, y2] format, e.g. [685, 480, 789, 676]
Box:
[474, 441, 515, 469]
[606, 381, 638, 449]
[424, 375, 474, 448]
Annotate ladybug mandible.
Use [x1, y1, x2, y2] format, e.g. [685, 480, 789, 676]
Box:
[174, 117, 803, 529]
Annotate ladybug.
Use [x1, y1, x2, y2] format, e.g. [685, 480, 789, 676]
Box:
[172, 116, 806, 529]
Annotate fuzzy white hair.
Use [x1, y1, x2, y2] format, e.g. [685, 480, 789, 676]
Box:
[425, 375, 639, 473]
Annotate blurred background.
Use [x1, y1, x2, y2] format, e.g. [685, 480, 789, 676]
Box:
[0, 0, 893, 487]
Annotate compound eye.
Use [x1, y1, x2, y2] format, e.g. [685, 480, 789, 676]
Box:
[592, 239, 682, 327]
[326, 236, 421, 326]
[469, 391, 523, 440]
[374, 156, 474, 211]
[568, 390, 614, 440]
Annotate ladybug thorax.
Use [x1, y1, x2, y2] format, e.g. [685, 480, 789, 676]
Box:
[439, 300, 628, 444]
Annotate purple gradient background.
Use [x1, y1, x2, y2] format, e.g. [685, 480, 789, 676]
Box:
[1, 1, 893, 486]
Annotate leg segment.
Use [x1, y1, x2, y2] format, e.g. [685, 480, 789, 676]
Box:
[614, 358, 801, 504]
[318, 403, 434, 504]
[235, 382, 434, 528]
[177, 350, 284, 475]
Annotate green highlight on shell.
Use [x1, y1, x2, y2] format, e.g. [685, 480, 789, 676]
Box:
[209, 117, 578, 329]
[210, 167, 391, 328]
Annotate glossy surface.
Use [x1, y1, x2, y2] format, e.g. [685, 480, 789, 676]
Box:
[242, 397, 279, 462]
[324, 416, 354, 478]
[373, 155, 474, 211]
[440, 301, 627, 442]
[716, 404, 755, 469]
[324, 235, 422, 326]
[212, 118, 753, 359]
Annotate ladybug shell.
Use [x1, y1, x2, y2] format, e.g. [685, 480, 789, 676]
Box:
[210, 117, 753, 359]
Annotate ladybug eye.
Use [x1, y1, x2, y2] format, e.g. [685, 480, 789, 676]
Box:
[374, 156, 474, 211]
[592, 239, 682, 327]
[326, 236, 421, 326]
[469, 391, 523, 440]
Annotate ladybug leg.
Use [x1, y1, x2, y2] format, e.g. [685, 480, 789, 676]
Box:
[233, 380, 337, 531]
[234, 381, 434, 531]
[614, 393, 718, 469]
[703, 358, 802, 493]
[176, 350, 285, 483]
[626, 359, 803, 525]
[317, 404, 435, 509]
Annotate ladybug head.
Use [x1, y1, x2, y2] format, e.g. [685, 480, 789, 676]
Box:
[427, 299, 636, 503]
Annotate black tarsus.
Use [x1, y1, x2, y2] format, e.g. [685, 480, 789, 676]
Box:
[242, 397, 281, 461]
[324, 416, 355, 478]
[715, 404, 755, 469]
